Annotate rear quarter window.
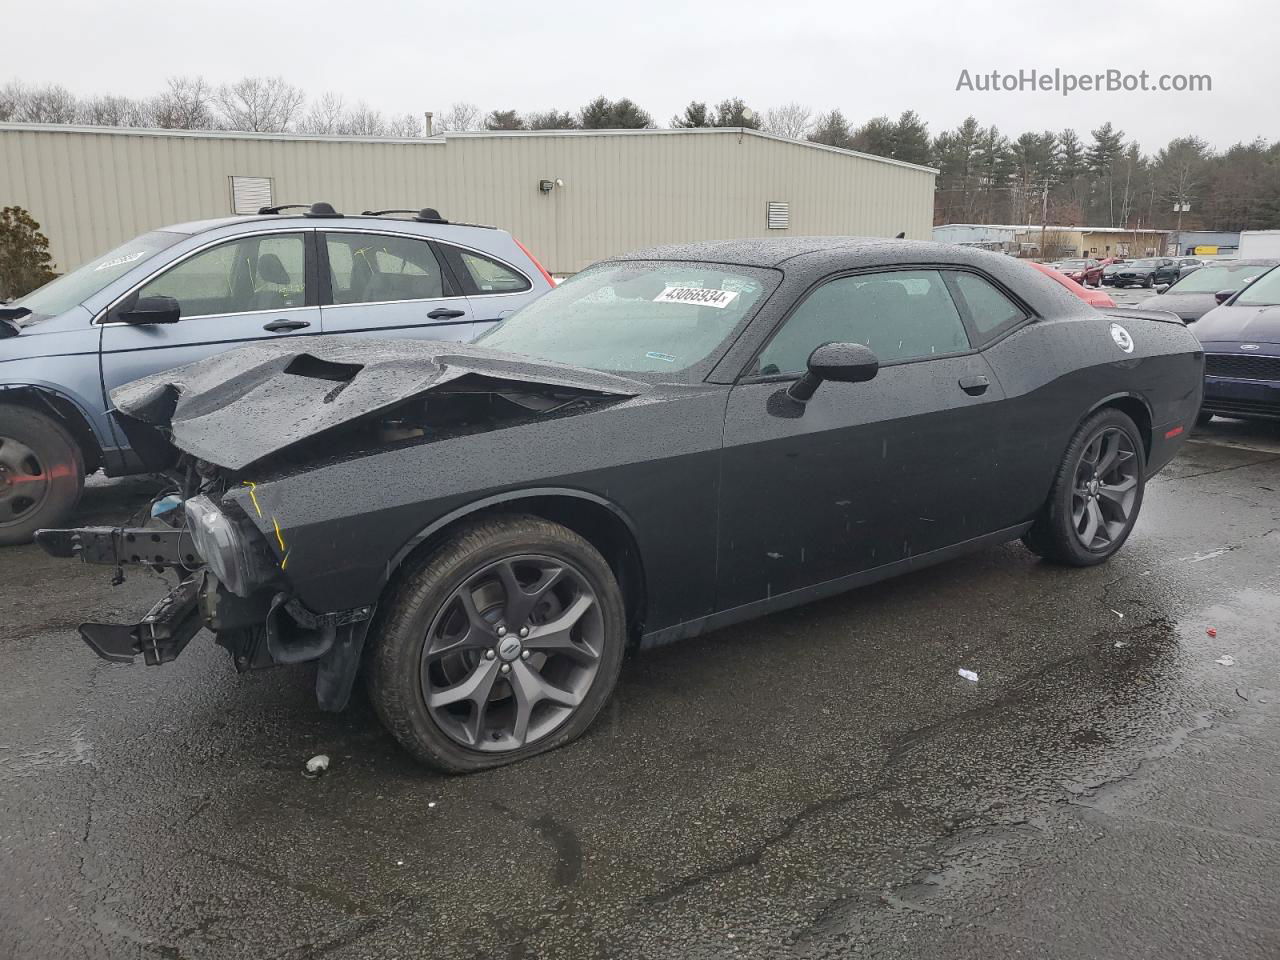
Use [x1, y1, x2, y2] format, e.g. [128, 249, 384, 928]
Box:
[946, 272, 1028, 343]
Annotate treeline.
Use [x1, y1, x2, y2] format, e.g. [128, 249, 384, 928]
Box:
[5, 77, 1278, 232]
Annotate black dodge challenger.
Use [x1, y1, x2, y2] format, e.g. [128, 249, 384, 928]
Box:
[37, 238, 1204, 772]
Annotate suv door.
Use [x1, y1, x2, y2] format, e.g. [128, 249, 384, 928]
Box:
[435, 242, 537, 334]
[100, 230, 319, 399]
[318, 231, 477, 342]
[716, 268, 1006, 610]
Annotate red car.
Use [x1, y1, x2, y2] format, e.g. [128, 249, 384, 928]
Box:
[1028, 260, 1117, 308]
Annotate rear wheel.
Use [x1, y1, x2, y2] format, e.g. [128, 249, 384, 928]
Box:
[0, 405, 85, 547]
[368, 515, 626, 773]
[1023, 408, 1146, 566]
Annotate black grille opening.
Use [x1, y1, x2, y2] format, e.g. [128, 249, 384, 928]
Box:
[1204, 353, 1280, 382]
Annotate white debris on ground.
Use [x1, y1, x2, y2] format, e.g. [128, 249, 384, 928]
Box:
[1215, 655, 1236, 667]
[303, 754, 330, 778]
[957, 668, 980, 683]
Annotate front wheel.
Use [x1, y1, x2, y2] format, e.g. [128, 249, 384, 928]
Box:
[368, 515, 626, 773]
[1023, 408, 1146, 566]
[0, 405, 85, 547]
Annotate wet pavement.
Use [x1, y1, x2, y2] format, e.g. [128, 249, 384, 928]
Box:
[2, 419, 1279, 960]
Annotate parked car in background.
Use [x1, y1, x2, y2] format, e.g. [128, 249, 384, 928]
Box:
[36, 239, 1202, 771]
[1028, 260, 1117, 308]
[1056, 258, 1099, 286]
[0, 203, 555, 544]
[1175, 257, 1205, 279]
[1108, 258, 1182, 288]
[1137, 259, 1279, 323]
[1193, 263, 1280, 423]
[1081, 257, 1124, 287]
[1100, 262, 1128, 286]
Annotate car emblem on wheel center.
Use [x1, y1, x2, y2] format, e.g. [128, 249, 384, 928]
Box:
[1109, 323, 1135, 353]
[498, 635, 524, 661]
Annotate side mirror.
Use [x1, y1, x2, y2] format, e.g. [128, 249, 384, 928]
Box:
[1155, 284, 1169, 294]
[116, 295, 181, 325]
[1214, 290, 1237, 305]
[787, 342, 879, 402]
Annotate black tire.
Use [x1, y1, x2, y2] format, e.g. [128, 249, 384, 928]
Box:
[1144, 275, 1155, 288]
[0, 405, 85, 547]
[1022, 408, 1146, 566]
[1195, 409, 1214, 427]
[367, 515, 626, 773]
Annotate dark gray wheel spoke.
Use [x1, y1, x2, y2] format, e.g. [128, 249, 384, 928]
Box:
[524, 593, 599, 662]
[509, 659, 582, 745]
[1097, 476, 1136, 511]
[494, 559, 564, 626]
[426, 657, 501, 710]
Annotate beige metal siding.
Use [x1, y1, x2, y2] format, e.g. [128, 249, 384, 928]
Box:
[0, 125, 935, 275]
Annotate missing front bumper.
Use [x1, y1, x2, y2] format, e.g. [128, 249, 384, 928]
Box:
[78, 575, 204, 665]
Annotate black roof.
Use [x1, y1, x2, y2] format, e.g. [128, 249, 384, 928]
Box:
[615, 236, 1093, 318]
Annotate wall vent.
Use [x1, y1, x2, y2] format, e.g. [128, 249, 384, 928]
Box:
[766, 201, 789, 230]
[230, 176, 274, 215]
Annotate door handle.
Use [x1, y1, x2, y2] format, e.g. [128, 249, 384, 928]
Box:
[959, 375, 990, 396]
[263, 318, 311, 332]
[427, 308, 467, 320]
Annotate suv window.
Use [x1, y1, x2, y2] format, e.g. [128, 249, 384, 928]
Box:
[325, 233, 451, 304]
[947, 271, 1027, 341]
[755, 269, 970, 376]
[137, 233, 306, 318]
[450, 247, 531, 294]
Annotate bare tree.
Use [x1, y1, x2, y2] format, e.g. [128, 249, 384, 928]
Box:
[150, 76, 216, 130]
[14, 84, 79, 123]
[340, 102, 387, 136]
[762, 102, 812, 140]
[79, 94, 149, 127]
[386, 113, 424, 138]
[215, 76, 306, 132]
[0, 81, 24, 122]
[300, 92, 346, 134]
[435, 101, 482, 132]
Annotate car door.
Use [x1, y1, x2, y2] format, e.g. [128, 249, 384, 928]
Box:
[435, 241, 539, 335]
[318, 231, 478, 342]
[716, 268, 1007, 611]
[100, 230, 320, 399]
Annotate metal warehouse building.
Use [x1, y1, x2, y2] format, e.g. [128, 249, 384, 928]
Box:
[0, 123, 936, 276]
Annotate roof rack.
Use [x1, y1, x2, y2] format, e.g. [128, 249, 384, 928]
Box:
[257, 201, 344, 218]
[359, 207, 449, 224]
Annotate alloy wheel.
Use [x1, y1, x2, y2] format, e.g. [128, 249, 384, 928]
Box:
[420, 555, 605, 752]
[1071, 427, 1139, 551]
[0, 435, 50, 528]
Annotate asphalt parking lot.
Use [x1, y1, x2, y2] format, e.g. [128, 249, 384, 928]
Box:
[2, 409, 1279, 959]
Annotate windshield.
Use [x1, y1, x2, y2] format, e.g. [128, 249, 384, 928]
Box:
[1234, 265, 1280, 307]
[1129, 259, 1159, 269]
[10, 231, 183, 325]
[1060, 260, 1089, 269]
[477, 260, 777, 380]
[1168, 263, 1273, 294]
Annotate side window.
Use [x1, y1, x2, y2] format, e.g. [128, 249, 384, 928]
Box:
[138, 233, 306, 317]
[946, 272, 1027, 342]
[325, 233, 450, 304]
[755, 269, 970, 376]
[449, 247, 532, 294]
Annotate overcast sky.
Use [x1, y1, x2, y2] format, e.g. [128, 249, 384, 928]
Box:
[8, 0, 1274, 151]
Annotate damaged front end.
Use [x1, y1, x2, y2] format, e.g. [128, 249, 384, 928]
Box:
[35, 489, 377, 710]
[34, 337, 644, 711]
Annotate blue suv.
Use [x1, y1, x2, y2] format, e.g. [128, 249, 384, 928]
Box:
[0, 203, 554, 544]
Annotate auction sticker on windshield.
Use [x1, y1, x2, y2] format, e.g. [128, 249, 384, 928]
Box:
[653, 286, 739, 309]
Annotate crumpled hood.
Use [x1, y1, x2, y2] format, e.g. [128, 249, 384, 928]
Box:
[1136, 292, 1219, 322]
[111, 336, 647, 470]
[1193, 304, 1280, 346]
